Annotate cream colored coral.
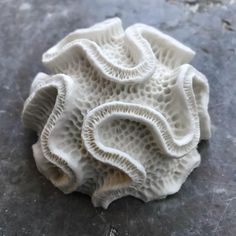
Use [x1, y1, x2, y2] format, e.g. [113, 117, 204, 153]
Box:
[22, 18, 211, 208]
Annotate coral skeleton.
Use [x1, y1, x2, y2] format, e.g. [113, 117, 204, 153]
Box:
[22, 18, 211, 208]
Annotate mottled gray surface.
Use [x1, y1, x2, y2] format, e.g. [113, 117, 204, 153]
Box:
[0, 0, 236, 235]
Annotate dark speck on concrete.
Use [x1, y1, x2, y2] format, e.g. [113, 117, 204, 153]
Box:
[0, 0, 236, 236]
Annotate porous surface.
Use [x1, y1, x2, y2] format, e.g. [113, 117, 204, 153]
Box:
[22, 18, 211, 208]
[1, 1, 236, 235]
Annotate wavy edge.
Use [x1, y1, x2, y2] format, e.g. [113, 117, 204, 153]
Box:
[82, 64, 205, 157]
[92, 148, 201, 209]
[42, 18, 196, 84]
[42, 18, 156, 84]
[133, 23, 195, 67]
[22, 74, 78, 193]
[81, 64, 210, 207]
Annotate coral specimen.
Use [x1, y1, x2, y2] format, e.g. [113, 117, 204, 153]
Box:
[22, 18, 211, 208]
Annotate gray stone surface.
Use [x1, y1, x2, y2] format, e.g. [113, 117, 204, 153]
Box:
[0, 0, 236, 235]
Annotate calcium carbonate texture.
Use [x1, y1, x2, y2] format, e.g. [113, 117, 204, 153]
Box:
[22, 18, 211, 208]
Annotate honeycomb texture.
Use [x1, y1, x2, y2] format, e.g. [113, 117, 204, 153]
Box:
[22, 18, 211, 208]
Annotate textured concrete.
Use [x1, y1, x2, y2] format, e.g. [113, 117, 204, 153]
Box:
[0, 0, 236, 235]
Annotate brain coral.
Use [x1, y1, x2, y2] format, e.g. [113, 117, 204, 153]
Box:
[22, 18, 211, 208]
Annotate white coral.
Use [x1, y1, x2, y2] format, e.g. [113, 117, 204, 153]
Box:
[22, 18, 211, 208]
